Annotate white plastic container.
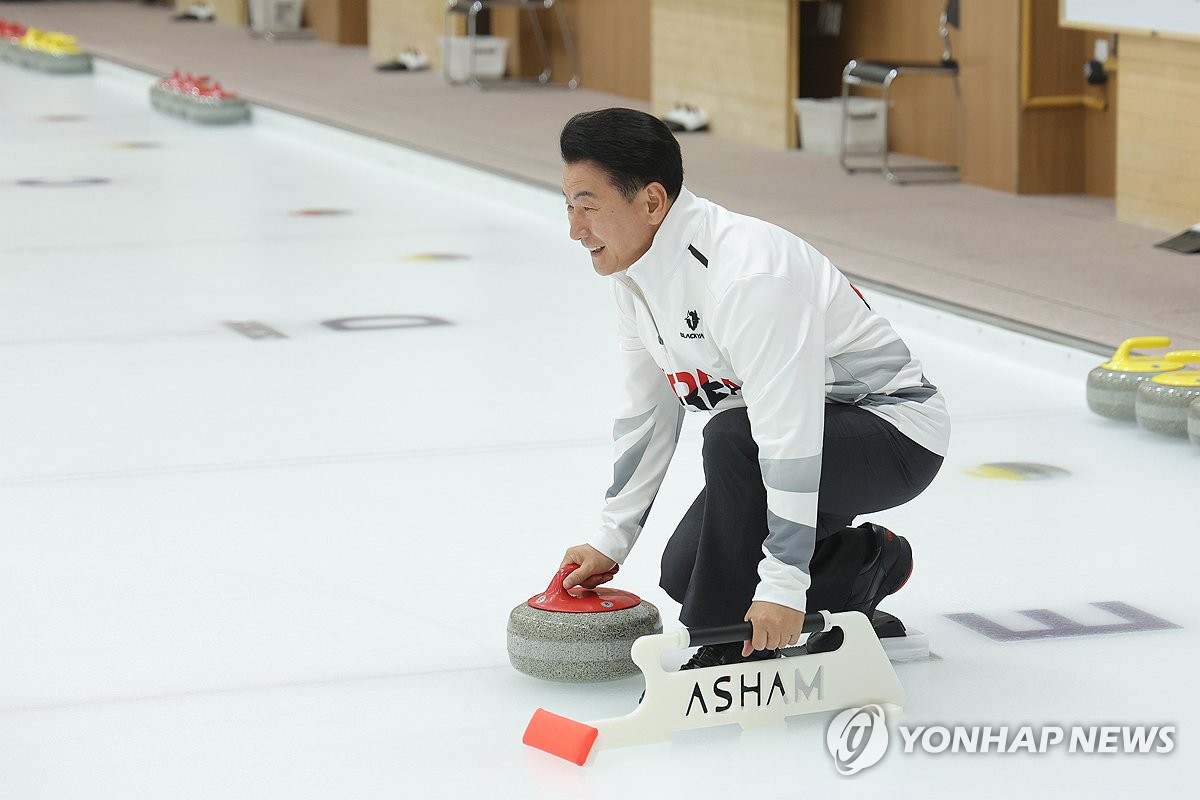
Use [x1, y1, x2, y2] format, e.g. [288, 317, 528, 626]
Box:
[439, 35, 509, 82]
[249, 0, 305, 34]
[794, 96, 886, 155]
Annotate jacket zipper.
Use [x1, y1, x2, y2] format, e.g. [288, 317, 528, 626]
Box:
[616, 273, 683, 397]
[616, 274, 664, 345]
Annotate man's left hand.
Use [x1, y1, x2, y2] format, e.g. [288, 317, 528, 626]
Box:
[743, 600, 805, 657]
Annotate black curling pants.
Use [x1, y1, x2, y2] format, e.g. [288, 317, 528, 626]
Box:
[659, 404, 943, 628]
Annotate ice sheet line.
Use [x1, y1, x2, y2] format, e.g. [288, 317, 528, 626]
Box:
[0, 438, 616, 486]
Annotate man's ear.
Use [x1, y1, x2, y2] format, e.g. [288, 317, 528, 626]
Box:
[644, 182, 670, 224]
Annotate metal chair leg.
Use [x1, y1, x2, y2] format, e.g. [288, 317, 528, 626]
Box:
[881, 75, 897, 183]
[467, 3, 483, 89]
[525, 7, 552, 83]
[839, 67, 853, 173]
[553, 0, 581, 89]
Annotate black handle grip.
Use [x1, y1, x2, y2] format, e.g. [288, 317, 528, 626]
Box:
[687, 623, 752, 647]
[686, 612, 829, 646]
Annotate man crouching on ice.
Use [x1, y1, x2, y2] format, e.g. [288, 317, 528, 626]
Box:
[555, 108, 948, 667]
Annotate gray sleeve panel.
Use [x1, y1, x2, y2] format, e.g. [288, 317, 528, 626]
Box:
[637, 498, 655, 530]
[863, 384, 939, 405]
[759, 455, 822, 494]
[613, 408, 656, 440]
[827, 339, 914, 400]
[673, 404, 686, 442]
[606, 424, 656, 500]
[763, 510, 817, 575]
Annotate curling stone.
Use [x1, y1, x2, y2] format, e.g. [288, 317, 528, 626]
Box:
[1134, 351, 1200, 437]
[0, 19, 27, 62]
[507, 564, 661, 682]
[150, 71, 250, 125]
[1086, 337, 1186, 421]
[16, 28, 91, 74]
[1189, 397, 1200, 446]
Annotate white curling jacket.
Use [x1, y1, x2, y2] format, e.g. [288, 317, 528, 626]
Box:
[588, 188, 950, 612]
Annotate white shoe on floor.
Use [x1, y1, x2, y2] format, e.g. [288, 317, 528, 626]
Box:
[175, 2, 215, 21]
[377, 48, 429, 72]
[663, 103, 710, 133]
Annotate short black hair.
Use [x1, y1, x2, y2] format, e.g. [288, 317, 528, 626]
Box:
[560, 108, 683, 202]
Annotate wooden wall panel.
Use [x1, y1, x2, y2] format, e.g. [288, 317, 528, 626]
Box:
[1082, 32, 1117, 197]
[1017, 0, 1085, 193]
[308, 0, 368, 45]
[489, 10, 534, 79]
[216, 0, 245, 25]
[367, 0, 449, 67]
[1117, 35, 1200, 230]
[1016, 0, 1115, 195]
[957, 0, 1021, 192]
[177, 0, 245, 25]
[498, 0, 650, 97]
[369, 1, 647, 97]
[651, 0, 798, 150]
[575, 0, 650, 99]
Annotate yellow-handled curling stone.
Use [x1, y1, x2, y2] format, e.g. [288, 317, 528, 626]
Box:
[14, 28, 92, 74]
[507, 564, 662, 682]
[1188, 397, 1200, 446]
[1087, 337, 1188, 421]
[1135, 351, 1200, 437]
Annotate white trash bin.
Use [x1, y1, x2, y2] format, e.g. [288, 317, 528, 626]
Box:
[249, 0, 306, 38]
[794, 97, 886, 155]
[439, 36, 509, 83]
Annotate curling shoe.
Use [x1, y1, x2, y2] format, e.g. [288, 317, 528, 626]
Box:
[681, 641, 778, 670]
[639, 642, 776, 704]
[807, 523, 913, 654]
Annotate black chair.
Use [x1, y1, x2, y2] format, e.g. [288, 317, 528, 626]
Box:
[840, 0, 962, 183]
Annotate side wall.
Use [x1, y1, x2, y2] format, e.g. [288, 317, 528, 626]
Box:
[1116, 34, 1200, 230]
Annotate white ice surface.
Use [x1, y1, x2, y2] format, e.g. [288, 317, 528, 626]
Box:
[2, 61, 1197, 800]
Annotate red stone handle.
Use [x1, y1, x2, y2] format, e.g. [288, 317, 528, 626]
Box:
[541, 563, 583, 604]
[528, 563, 640, 613]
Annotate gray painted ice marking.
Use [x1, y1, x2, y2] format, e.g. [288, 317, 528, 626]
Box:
[945, 602, 1180, 642]
[322, 315, 450, 331]
[224, 320, 287, 340]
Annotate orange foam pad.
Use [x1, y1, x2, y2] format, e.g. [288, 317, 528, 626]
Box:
[522, 708, 599, 766]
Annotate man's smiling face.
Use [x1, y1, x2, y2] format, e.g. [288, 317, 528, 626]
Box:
[562, 160, 665, 276]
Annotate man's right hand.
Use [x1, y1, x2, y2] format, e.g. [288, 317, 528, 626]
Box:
[559, 544, 619, 590]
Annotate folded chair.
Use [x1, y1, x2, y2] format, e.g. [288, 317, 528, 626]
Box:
[840, 0, 962, 183]
[444, 0, 580, 89]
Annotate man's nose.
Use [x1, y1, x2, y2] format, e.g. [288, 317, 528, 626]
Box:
[568, 209, 587, 241]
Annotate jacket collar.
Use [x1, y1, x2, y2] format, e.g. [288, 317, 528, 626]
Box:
[624, 186, 704, 289]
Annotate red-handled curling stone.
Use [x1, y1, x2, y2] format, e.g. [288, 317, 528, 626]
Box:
[507, 564, 662, 682]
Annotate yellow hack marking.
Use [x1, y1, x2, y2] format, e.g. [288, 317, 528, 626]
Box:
[967, 463, 1070, 480]
[402, 253, 470, 262]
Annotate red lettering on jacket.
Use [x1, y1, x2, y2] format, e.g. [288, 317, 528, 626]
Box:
[664, 370, 743, 409]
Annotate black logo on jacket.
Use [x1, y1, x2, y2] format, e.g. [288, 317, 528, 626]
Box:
[681, 310, 704, 339]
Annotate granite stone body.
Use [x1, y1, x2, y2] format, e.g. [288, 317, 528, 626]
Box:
[1136, 380, 1200, 437]
[1087, 367, 1163, 421]
[1188, 398, 1200, 445]
[507, 599, 662, 682]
